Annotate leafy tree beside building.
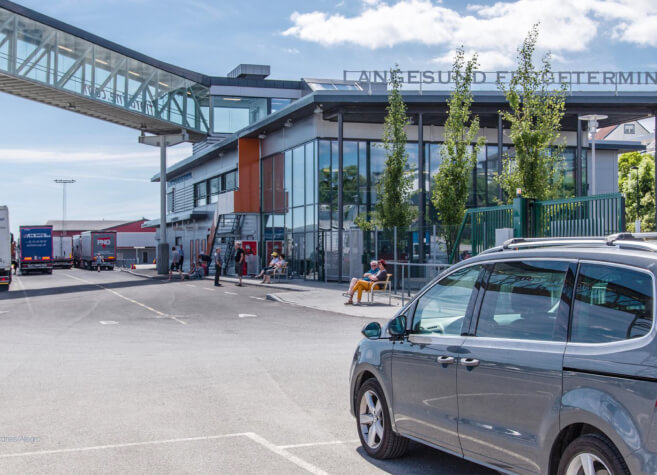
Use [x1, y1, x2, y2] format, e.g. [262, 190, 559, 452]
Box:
[356, 66, 416, 230]
[619, 151, 655, 231]
[498, 24, 568, 201]
[432, 47, 485, 259]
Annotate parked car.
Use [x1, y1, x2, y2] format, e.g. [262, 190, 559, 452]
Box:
[350, 234, 657, 475]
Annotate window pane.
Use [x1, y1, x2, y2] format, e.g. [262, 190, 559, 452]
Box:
[412, 265, 481, 335]
[212, 96, 267, 133]
[209, 177, 220, 195]
[571, 264, 653, 343]
[271, 98, 292, 114]
[225, 171, 237, 191]
[262, 159, 273, 212]
[273, 153, 285, 211]
[305, 142, 315, 205]
[292, 146, 305, 207]
[476, 261, 569, 341]
[343, 141, 359, 205]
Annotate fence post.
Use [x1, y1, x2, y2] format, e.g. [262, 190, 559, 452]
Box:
[432, 225, 437, 264]
[513, 197, 529, 237]
[401, 262, 405, 306]
[374, 229, 378, 260]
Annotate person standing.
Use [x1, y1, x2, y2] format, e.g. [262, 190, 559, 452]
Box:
[168, 246, 182, 281]
[178, 244, 185, 271]
[95, 253, 103, 272]
[213, 247, 223, 286]
[234, 241, 245, 287]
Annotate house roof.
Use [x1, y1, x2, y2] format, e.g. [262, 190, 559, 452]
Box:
[595, 125, 616, 140]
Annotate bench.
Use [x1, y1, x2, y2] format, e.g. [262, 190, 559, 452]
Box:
[272, 263, 289, 281]
[366, 273, 393, 305]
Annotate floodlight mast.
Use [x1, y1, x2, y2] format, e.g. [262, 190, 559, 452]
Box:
[54, 179, 76, 258]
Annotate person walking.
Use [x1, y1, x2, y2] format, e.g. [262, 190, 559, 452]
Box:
[95, 253, 103, 272]
[213, 247, 223, 286]
[234, 241, 245, 287]
[168, 246, 182, 281]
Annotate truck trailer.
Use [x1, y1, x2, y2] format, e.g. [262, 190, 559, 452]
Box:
[0, 206, 12, 290]
[80, 231, 116, 270]
[19, 225, 53, 274]
[72, 234, 81, 268]
[53, 235, 73, 268]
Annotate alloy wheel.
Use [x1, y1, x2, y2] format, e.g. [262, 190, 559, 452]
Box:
[565, 452, 612, 475]
[359, 389, 384, 450]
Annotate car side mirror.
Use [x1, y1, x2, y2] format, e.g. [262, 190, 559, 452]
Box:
[388, 315, 407, 337]
[361, 322, 382, 339]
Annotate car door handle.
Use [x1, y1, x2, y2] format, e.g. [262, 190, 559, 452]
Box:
[460, 358, 480, 367]
[436, 356, 456, 364]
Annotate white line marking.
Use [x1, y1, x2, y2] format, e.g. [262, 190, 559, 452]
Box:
[224, 291, 237, 295]
[185, 284, 196, 288]
[63, 274, 186, 325]
[277, 439, 360, 450]
[0, 433, 250, 458]
[244, 433, 329, 475]
[0, 310, 8, 315]
[202, 288, 214, 292]
[249, 296, 265, 300]
[99, 321, 118, 325]
[238, 313, 257, 318]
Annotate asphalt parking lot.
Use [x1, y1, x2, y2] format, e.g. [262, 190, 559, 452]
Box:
[0, 269, 496, 474]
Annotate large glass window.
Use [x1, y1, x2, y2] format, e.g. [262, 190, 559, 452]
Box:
[194, 181, 207, 207]
[412, 265, 482, 335]
[571, 264, 653, 343]
[209, 177, 221, 203]
[271, 98, 293, 114]
[212, 96, 267, 133]
[476, 261, 570, 341]
[305, 142, 315, 205]
[292, 146, 305, 207]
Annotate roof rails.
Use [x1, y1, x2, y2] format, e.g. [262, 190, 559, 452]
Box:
[479, 233, 657, 256]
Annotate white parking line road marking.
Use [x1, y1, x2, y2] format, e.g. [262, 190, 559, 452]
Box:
[202, 288, 214, 292]
[63, 274, 187, 325]
[238, 313, 257, 318]
[99, 321, 118, 325]
[0, 310, 8, 315]
[224, 291, 237, 295]
[249, 296, 265, 300]
[278, 439, 360, 450]
[0, 431, 333, 475]
[244, 433, 330, 475]
[0, 433, 250, 458]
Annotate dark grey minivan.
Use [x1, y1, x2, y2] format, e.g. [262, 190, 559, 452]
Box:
[350, 235, 657, 475]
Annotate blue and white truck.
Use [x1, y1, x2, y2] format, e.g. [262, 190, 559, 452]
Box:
[19, 225, 53, 274]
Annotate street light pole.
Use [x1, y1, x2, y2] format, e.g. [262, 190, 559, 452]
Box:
[579, 114, 608, 196]
[54, 179, 75, 257]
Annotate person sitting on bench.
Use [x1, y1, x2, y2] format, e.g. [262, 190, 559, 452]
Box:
[345, 259, 388, 305]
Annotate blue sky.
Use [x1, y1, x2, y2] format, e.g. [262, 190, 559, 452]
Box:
[1, 0, 657, 234]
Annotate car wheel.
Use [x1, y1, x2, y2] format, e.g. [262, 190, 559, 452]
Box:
[356, 378, 408, 459]
[558, 434, 629, 475]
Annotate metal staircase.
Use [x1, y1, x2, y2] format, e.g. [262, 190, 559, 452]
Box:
[211, 214, 243, 275]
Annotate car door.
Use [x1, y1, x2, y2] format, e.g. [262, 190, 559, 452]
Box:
[391, 264, 483, 455]
[457, 259, 575, 473]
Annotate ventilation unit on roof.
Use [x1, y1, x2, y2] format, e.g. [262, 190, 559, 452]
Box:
[227, 64, 270, 79]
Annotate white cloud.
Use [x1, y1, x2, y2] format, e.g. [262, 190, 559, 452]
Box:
[283, 0, 657, 68]
[282, 47, 301, 54]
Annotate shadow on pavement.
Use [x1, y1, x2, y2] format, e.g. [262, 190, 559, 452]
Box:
[355, 442, 499, 474]
[0, 278, 167, 300]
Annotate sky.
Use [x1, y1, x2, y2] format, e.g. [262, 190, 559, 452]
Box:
[2, 0, 657, 234]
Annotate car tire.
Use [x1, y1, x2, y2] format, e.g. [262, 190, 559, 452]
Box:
[356, 378, 408, 459]
[557, 433, 629, 475]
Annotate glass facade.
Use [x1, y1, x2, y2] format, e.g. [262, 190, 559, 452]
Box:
[212, 96, 267, 133]
[261, 138, 588, 280]
[194, 169, 237, 207]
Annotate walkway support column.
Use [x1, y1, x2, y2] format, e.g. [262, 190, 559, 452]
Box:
[417, 112, 425, 264]
[337, 110, 344, 282]
[576, 115, 582, 196]
[139, 131, 189, 274]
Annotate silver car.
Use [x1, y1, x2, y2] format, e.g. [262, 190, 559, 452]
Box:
[350, 235, 657, 474]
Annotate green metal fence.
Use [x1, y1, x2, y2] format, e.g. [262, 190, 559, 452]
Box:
[451, 193, 626, 262]
[532, 193, 625, 238]
[450, 205, 513, 263]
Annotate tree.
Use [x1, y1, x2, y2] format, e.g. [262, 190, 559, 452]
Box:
[498, 24, 568, 201]
[356, 66, 416, 231]
[618, 151, 655, 231]
[432, 47, 485, 259]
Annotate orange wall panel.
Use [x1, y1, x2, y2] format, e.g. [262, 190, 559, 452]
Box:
[234, 138, 260, 213]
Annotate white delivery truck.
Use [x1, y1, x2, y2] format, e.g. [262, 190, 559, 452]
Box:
[0, 206, 12, 290]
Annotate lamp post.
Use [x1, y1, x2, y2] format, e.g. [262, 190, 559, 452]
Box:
[631, 165, 640, 232]
[54, 179, 75, 258]
[579, 114, 608, 196]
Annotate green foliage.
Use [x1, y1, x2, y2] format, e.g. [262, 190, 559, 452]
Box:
[432, 47, 485, 257]
[498, 24, 568, 201]
[365, 66, 416, 230]
[618, 151, 655, 231]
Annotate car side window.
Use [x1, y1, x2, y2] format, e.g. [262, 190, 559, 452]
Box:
[475, 260, 570, 342]
[411, 265, 481, 335]
[571, 264, 654, 343]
